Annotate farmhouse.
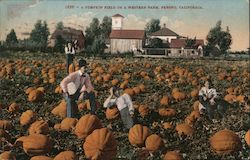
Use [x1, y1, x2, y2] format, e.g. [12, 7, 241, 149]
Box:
[109, 14, 146, 53]
[48, 27, 85, 50]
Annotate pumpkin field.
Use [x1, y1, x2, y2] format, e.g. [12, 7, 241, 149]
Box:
[0, 52, 249, 160]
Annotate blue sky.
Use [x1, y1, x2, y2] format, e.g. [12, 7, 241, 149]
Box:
[0, 0, 249, 50]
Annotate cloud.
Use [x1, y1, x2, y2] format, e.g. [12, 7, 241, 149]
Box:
[29, 0, 41, 8]
[160, 16, 184, 29]
[123, 14, 150, 29]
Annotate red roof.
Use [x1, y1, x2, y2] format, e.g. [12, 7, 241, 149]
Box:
[150, 28, 179, 36]
[112, 14, 124, 18]
[170, 39, 204, 48]
[110, 30, 145, 39]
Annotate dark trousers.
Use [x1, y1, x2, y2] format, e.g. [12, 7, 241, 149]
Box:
[65, 90, 96, 117]
[66, 54, 74, 73]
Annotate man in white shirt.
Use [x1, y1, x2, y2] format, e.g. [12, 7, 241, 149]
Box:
[60, 59, 96, 117]
[65, 42, 75, 74]
[198, 80, 227, 120]
[104, 86, 134, 132]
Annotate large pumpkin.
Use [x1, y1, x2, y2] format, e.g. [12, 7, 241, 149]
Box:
[15, 134, 52, 156]
[28, 90, 44, 102]
[74, 114, 102, 140]
[57, 118, 78, 132]
[145, 134, 163, 152]
[0, 151, 16, 160]
[52, 100, 67, 118]
[83, 128, 117, 160]
[158, 108, 176, 117]
[164, 151, 183, 160]
[28, 120, 49, 135]
[54, 151, 77, 160]
[160, 96, 169, 106]
[210, 129, 242, 154]
[128, 124, 151, 146]
[20, 110, 36, 126]
[8, 102, 19, 112]
[138, 105, 150, 117]
[175, 123, 194, 136]
[0, 120, 12, 130]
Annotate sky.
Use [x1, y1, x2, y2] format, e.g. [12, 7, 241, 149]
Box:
[0, 0, 249, 51]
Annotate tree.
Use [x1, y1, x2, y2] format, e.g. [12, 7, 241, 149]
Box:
[186, 37, 196, 48]
[56, 21, 64, 30]
[145, 19, 161, 36]
[30, 20, 50, 50]
[206, 20, 232, 56]
[148, 38, 163, 48]
[100, 16, 112, 39]
[6, 29, 18, 46]
[91, 36, 106, 54]
[54, 35, 65, 53]
[85, 18, 101, 48]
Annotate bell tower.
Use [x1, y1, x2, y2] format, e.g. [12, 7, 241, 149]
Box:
[112, 14, 124, 30]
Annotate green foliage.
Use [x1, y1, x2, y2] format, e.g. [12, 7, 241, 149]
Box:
[100, 16, 112, 39]
[54, 35, 66, 53]
[186, 37, 196, 48]
[148, 38, 163, 48]
[206, 20, 232, 55]
[56, 21, 64, 30]
[30, 20, 50, 49]
[145, 19, 161, 36]
[91, 36, 106, 54]
[6, 29, 18, 46]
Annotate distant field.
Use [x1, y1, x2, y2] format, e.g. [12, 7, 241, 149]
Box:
[0, 51, 249, 160]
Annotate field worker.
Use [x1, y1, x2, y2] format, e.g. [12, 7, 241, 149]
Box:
[104, 86, 134, 132]
[60, 59, 96, 117]
[65, 41, 75, 74]
[198, 80, 227, 121]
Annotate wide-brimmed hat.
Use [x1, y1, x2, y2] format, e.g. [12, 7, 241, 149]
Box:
[78, 59, 88, 68]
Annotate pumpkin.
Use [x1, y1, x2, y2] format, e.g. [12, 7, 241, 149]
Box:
[52, 100, 67, 118]
[20, 110, 36, 126]
[54, 151, 77, 160]
[128, 124, 151, 147]
[145, 134, 163, 152]
[74, 114, 102, 140]
[15, 134, 52, 156]
[105, 106, 119, 120]
[68, 64, 75, 74]
[172, 91, 186, 102]
[224, 94, 237, 104]
[8, 102, 19, 112]
[163, 122, 173, 130]
[138, 105, 150, 117]
[175, 123, 194, 136]
[111, 79, 119, 86]
[28, 90, 44, 102]
[158, 108, 176, 117]
[25, 87, 36, 94]
[164, 151, 183, 160]
[30, 156, 53, 160]
[58, 118, 78, 132]
[193, 100, 200, 111]
[55, 86, 63, 94]
[33, 77, 42, 85]
[190, 89, 199, 98]
[0, 151, 16, 160]
[25, 68, 32, 75]
[103, 74, 111, 82]
[138, 84, 145, 92]
[36, 87, 45, 93]
[185, 110, 200, 126]
[160, 96, 169, 106]
[123, 73, 131, 80]
[28, 120, 49, 135]
[124, 88, 134, 96]
[245, 130, 250, 147]
[0, 120, 12, 130]
[83, 128, 117, 160]
[133, 87, 141, 94]
[210, 129, 242, 154]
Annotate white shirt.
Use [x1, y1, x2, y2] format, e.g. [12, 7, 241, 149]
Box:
[199, 87, 217, 99]
[65, 46, 75, 54]
[103, 93, 134, 114]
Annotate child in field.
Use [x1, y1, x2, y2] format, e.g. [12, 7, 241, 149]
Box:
[104, 86, 134, 132]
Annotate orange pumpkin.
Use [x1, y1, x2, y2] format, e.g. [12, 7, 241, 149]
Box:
[175, 123, 194, 136]
[158, 108, 176, 117]
[0, 120, 12, 130]
[20, 110, 36, 126]
[160, 96, 169, 106]
[30, 156, 53, 160]
[245, 130, 250, 147]
[52, 100, 67, 118]
[54, 151, 77, 160]
[128, 124, 151, 147]
[83, 128, 117, 160]
[74, 114, 102, 140]
[111, 79, 119, 86]
[0, 151, 16, 160]
[172, 91, 186, 102]
[68, 64, 75, 74]
[105, 106, 119, 120]
[138, 105, 150, 117]
[25, 87, 36, 94]
[15, 134, 52, 156]
[210, 129, 242, 154]
[164, 151, 183, 160]
[28, 90, 44, 102]
[58, 118, 78, 132]
[8, 102, 20, 112]
[124, 88, 134, 96]
[162, 122, 173, 130]
[28, 120, 49, 135]
[145, 134, 163, 152]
